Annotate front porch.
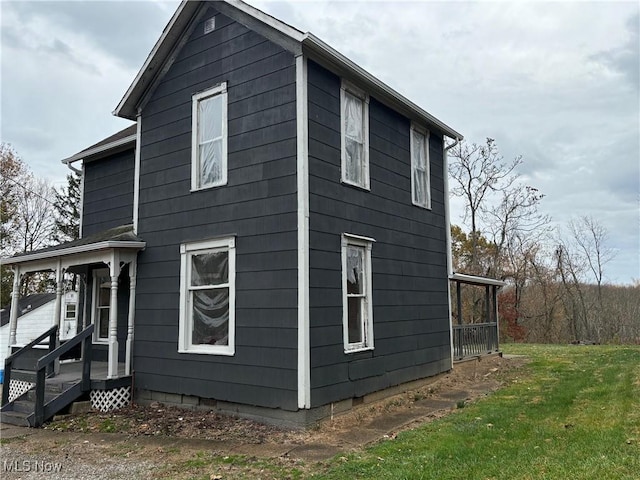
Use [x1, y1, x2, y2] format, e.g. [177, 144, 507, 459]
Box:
[1, 225, 145, 426]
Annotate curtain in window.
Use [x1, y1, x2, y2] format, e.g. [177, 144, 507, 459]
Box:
[346, 245, 365, 344]
[412, 130, 428, 206]
[198, 95, 223, 186]
[190, 251, 229, 346]
[344, 92, 364, 185]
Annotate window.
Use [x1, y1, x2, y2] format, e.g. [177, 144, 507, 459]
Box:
[341, 81, 370, 189]
[92, 269, 111, 343]
[65, 303, 76, 321]
[178, 237, 236, 355]
[191, 82, 228, 190]
[341, 234, 375, 352]
[411, 124, 431, 209]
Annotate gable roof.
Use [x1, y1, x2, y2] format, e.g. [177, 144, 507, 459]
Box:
[62, 124, 137, 165]
[114, 0, 463, 140]
[0, 293, 56, 327]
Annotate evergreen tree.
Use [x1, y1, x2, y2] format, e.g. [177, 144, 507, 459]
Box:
[53, 172, 81, 243]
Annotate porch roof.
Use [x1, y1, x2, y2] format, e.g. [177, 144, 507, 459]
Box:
[450, 272, 506, 288]
[0, 224, 145, 268]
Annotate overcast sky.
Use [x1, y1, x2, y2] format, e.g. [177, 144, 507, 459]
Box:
[1, 0, 638, 283]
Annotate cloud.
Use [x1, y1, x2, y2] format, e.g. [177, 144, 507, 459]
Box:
[0, 0, 637, 282]
[589, 13, 640, 90]
[5, 1, 177, 69]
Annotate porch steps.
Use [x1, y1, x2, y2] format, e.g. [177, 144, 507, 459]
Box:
[0, 377, 85, 427]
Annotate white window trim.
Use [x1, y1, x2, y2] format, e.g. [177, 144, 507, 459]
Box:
[191, 82, 228, 191]
[178, 236, 236, 355]
[410, 123, 431, 209]
[341, 233, 375, 353]
[91, 268, 110, 344]
[340, 80, 370, 190]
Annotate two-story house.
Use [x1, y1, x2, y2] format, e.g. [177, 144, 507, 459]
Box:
[2, 0, 503, 428]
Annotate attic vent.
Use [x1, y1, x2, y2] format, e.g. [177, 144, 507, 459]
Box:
[204, 17, 216, 34]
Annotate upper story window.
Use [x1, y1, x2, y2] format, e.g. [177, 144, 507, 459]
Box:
[342, 233, 375, 353]
[410, 124, 431, 209]
[341, 80, 370, 190]
[191, 82, 228, 191]
[178, 236, 236, 355]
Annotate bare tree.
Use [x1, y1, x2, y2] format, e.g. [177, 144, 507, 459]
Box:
[448, 138, 521, 274]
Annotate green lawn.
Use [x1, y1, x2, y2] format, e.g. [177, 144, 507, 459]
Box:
[315, 344, 640, 480]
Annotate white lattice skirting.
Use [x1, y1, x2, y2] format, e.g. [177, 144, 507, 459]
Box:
[8, 380, 34, 402]
[90, 387, 131, 412]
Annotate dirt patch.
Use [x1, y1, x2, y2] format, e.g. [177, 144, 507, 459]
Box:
[44, 354, 527, 446]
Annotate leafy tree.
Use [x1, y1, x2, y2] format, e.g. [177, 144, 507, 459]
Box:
[53, 172, 81, 243]
[1, 143, 29, 306]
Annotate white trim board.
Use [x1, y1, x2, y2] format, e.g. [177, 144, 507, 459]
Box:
[296, 54, 310, 409]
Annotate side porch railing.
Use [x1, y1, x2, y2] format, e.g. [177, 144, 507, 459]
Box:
[452, 322, 499, 360]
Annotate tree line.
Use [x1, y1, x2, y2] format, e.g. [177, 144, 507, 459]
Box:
[1, 143, 80, 306]
[448, 138, 639, 345]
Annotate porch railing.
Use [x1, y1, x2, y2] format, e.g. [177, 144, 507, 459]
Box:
[2, 325, 58, 406]
[33, 324, 93, 426]
[453, 322, 499, 360]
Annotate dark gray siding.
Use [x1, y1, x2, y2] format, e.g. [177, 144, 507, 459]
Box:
[135, 7, 298, 410]
[82, 150, 135, 236]
[307, 60, 451, 407]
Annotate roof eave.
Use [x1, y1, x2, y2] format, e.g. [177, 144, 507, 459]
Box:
[450, 272, 506, 287]
[1, 241, 147, 266]
[302, 34, 464, 140]
[61, 135, 137, 165]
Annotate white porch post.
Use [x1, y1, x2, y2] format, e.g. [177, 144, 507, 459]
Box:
[52, 260, 64, 374]
[8, 266, 21, 355]
[107, 253, 120, 379]
[53, 260, 64, 339]
[125, 260, 137, 375]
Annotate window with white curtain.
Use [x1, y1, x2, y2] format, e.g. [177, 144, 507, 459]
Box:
[191, 83, 228, 190]
[178, 237, 236, 355]
[341, 233, 375, 352]
[411, 124, 431, 209]
[341, 81, 370, 189]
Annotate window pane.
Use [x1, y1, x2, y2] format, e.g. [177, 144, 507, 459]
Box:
[98, 281, 110, 307]
[199, 139, 223, 186]
[191, 251, 228, 286]
[191, 288, 229, 346]
[412, 130, 426, 169]
[198, 95, 222, 141]
[345, 138, 363, 184]
[344, 92, 363, 142]
[414, 170, 427, 205]
[346, 246, 364, 294]
[348, 297, 363, 344]
[98, 308, 109, 339]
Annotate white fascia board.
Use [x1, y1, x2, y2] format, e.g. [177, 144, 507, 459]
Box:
[302, 34, 464, 141]
[1, 241, 146, 266]
[61, 135, 137, 165]
[450, 273, 506, 287]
